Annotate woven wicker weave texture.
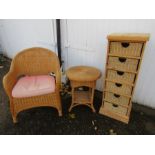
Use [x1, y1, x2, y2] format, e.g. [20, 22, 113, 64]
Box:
[66, 66, 101, 112]
[100, 33, 150, 124]
[3, 47, 62, 123]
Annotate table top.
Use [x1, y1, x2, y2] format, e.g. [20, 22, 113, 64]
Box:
[66, 66, 101, 82]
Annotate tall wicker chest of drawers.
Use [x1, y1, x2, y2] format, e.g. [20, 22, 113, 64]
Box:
[99, 33, 150, 124]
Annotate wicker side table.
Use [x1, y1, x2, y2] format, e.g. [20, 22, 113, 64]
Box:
[66, 66, 100, 112]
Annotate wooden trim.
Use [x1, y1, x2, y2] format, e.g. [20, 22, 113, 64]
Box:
[108, 53, 141, 60]
[107, 33, 150, 42]
[101, 41, 111, 107]
[130, 43, 146, 97]
[103, 99, 129, 108]
[126, 43, 146, 116]
[104, 90, 132, 98]
[105, 78, 134, 86]
[108, 40, 147, 43]
[107, 67, 138, 74]
[127, 100, 132, 117]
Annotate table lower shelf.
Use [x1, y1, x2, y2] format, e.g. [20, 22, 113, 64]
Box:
[73, 91, 92, 104]
[69, 90, 95, 112]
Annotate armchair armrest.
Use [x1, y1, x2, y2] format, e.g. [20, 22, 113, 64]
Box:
[3, 71, 17, 98]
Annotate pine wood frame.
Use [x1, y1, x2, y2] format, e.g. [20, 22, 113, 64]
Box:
[99, 34, 150, 124]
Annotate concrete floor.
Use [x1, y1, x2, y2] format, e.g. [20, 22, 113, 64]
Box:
[0, 54, 155, 135]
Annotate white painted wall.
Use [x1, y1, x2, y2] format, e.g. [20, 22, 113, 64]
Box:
[61, 19, 155, 108]
[1, 19, 155, 108]
[0, 19, 57, 58]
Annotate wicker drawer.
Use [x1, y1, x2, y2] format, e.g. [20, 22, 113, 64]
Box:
[106, 81, 132, 96]
[110, 42, 143, 57]
[107, 70, 135, 83]
[108, 56, 139, 72]
[104, 101, 128, 116]
[104, 92, 130, 106]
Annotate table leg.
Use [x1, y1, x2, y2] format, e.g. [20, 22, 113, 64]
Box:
[69, 87, 74, 112]
[90, 87, 96, 113]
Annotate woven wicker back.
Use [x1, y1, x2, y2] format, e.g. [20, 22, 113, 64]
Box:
[11, 47, 60, 76]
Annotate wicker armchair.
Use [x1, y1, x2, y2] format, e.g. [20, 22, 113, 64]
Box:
[3, 47, 62, 123]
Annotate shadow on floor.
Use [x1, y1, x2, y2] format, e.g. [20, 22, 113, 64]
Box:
[0, 54, 155, 135]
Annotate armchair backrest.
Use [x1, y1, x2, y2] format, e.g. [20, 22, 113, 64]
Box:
[11, 47, 60, 76]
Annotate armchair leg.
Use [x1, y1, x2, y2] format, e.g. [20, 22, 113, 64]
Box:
[12, 115, 18, 123]
[12, 110, 18, 123]
[58, 110, 62, 116]
[55, 91, 62, 117]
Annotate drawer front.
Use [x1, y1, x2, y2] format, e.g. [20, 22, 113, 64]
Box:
[110, 42, 143, 57]
[104, 101, 128, 116]
[107, 70, 135, 83]
[104, 92, 130, 106]
[106, 81, 132, 96]
[108, 56, 139, 72]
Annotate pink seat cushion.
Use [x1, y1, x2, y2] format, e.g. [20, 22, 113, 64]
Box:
[12, 75, 55, 98]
